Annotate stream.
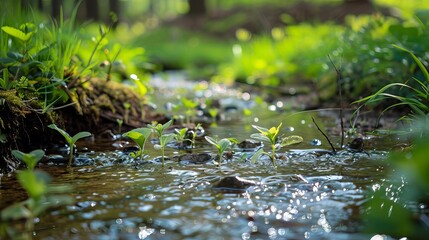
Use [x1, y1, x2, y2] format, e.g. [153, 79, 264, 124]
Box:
[0, 74, 405, 239]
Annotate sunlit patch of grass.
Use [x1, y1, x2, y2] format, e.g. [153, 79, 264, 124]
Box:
[355, 44, 429, 121]
[216, 23, 343, 86]
[136, 27, 233, 71]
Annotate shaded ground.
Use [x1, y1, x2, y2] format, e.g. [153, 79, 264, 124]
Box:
[166, 1, 392, 38]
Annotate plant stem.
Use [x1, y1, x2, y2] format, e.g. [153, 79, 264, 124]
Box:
[218, 154, 222, 170]
[161, 148, 165, 168]
[271, 144, 276, 166]
[328, 55, 345, 147]
[68, 145, 74, 166]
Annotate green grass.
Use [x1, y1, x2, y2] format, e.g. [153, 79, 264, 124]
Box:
[136, 27, 232, 71]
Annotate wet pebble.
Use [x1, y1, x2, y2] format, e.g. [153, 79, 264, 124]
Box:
[237, 139, 262, 150]
[176, 153, 213, 165]
[213, 176, 259, 192]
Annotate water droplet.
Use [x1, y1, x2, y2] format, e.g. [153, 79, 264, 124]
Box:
[310, 139, 322, 146]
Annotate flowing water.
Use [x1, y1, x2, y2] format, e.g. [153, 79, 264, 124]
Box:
[0, 75, 404, 239]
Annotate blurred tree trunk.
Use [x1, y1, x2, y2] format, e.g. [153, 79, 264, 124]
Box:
[109, 0, 121, 25]
[37, 0, 43, 11]
[188, 0, 206, 16]
[52, 0, 63, 19]
[86, 0, 100, 21]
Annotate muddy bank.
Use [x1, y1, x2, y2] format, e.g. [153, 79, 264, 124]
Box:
[0, 78, 167, 173]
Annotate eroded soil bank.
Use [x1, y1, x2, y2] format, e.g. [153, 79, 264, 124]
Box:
[0, 78, 167, 173]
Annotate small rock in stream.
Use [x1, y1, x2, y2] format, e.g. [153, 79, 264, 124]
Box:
[213, 176, 259, 192]
[237, 139, 262, 150]
[176, 153, 214, 165]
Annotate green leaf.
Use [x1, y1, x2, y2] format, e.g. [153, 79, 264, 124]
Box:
[250, 133, 270, 142]
[122, 128, 152, 157]
[160, 133, 175, 147]
[0, 202, 31, 221]
[252, 125, 269, 134]
[11, 149, 45, 170]
[393, 44, 429, 84]
[48, 124, 72, 144]
[1, 26, 33, 42]
[17, 170, 50, 199]
[280, 135, 304, 147]
[250, 148, 264, 164]
[71, 131, 91, 144]
[218, 138, 231, 152]
[7, 52, 24, 61]
[204, 136, 218, 146]
[0, 57, 15, 64]
[181, 98, 199, 109]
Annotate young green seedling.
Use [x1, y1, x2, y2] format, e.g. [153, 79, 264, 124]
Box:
[251, 122, 303, 167]
[181, 98, 199, 125]
[174, 127, 189, 148]
[48, 124, 91, 166]
[148, 119, 173, 138]
[205, 136, 237, 169]
[155, 133, 175, 168]
[3, 150, 73, 237]
[11, 149, 45, 170]
[123, 102, 131, 124]
[122, 127, 152, 159]
[116, 119, 123, 135]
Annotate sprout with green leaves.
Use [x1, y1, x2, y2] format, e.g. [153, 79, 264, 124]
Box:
[11, 149, 45, 170]
[116, 119, 123, 135]
[155, 133, 175, 168]
[174, 127, 189, 148]
[148, 119, 173, 138]
[48, 124, 92, 166]
[3, 149, 73, 237]
[205, 136, 237, 169]
[251, 122, 303, 167]
[122, 127, 152, 160]
[181, 98, 199, 125]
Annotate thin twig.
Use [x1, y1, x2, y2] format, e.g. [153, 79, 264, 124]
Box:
[328, 55, 345, 148]
[312, 117, 336, 154]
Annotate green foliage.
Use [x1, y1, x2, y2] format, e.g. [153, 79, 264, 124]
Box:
[355, 44, 429, 120]
[364, 118, 429, 238]
[205, 136, 237, 169]
[122, 127, 152, 159]
[137, 27, 231, 72]
[215, 23, 343, 87]
[48, 124, 91, 166]
[337, 14, 429, 103]
[1, 147, 73, 239]
[1, 25, 34, 42]
[11, 149, 44, 170]
[251, 123, 303, 166]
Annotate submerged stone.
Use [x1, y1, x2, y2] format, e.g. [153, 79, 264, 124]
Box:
[237, 139, 262, 150]
[213, 176, 258, 192]
[177, 153, 213, 165]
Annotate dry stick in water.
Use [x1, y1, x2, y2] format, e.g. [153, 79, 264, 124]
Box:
[312, 117, 337, 154]
[328, 55, 345, 148]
